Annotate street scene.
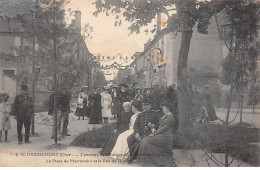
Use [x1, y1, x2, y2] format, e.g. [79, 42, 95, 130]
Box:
[0, 0, 260, 167]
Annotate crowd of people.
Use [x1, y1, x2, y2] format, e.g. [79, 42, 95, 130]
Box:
[0, 81, 217, 167]
[73, 83, 179, 126]
[69, 82, 216, 166]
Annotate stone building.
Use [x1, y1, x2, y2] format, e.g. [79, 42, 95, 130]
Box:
[0, 7, 94, 108]
[132, 14, 224, 90]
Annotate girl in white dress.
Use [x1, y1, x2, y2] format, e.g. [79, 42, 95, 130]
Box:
[101, 87, 113, 125]
[110, 101, 143, 160]
[0, 92, 11, 143]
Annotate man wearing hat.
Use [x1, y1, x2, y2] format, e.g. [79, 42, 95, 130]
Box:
[13, 85, 34, 144]
[126, 98, 163, 163]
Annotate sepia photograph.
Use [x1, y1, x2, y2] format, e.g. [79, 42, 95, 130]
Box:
[0, 0, 260, 167]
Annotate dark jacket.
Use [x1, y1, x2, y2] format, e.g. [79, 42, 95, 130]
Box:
[59, 92, 71, 112]
[134, 110, 163, 136]
[115, 111, 134, 131]
[48, 93, 62, 115]
[13, 94, 33, 117]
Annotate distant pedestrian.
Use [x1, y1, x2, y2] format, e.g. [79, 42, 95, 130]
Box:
[127, 84, 135, 102]
[13, 85, 34, 144]
[119, 83, 128, 103]
[89, 88, 102, 124]
[143, 88, 152, 102]
[75, 86, 88, 120]
[59, 87, 71, 136]
[111, 85, 121, 119]
[101, 86, 113, 125]
[133, 87, 143, 102]
[0, 92, 11, 143]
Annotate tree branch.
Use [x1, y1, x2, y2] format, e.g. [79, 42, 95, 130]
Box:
[215, 13, 231, 51]
[228, 106, 240, 124]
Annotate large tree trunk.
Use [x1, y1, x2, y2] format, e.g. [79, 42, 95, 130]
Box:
[177, 29, 193, 131]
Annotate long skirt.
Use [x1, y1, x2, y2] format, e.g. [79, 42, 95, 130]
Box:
[85, 107, 91, 118]
[137, 133, 175, 167]
[0, 115, 11, 130]
[100, 129, 126, 156]
[111, 99, 121, 116]
[75, 108, 86, 117]
[110, 129, 134, 160]
[88, 107, 102, 124]
[102, 107, 113, 118]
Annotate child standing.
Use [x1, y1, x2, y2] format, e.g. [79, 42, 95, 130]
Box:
[0, 92, 11, 142]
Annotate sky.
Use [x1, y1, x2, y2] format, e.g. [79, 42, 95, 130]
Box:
[66, 0, 156, 58]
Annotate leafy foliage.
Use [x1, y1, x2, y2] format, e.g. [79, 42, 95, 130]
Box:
[217, 2, 259, 92]
[93, 0, 214, 34]
[71, 123, 116, 148]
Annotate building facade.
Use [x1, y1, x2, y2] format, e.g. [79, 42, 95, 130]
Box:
[131, 15, 224, 90]
[0, 9, 94, 107]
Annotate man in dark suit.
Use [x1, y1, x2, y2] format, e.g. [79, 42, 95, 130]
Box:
[13, 85, 34, 144]
[126, 99, 163, 163]
[59, 87, 71, 136]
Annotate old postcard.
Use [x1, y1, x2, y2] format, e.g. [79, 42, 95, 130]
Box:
[0, 0, 260, 167]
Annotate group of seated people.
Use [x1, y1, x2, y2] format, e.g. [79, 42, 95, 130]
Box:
[100, 98, 178, 167]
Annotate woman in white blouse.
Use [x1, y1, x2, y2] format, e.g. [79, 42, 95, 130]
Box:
[101, 86, 113, 125]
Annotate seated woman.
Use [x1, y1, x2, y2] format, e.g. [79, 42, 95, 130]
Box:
[110, 100, 143, 160]
[100, 102, 133, 156]
[136, 100, 177, 167]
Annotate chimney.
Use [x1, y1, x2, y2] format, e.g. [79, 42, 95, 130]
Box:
[156, 13, 161, 34]
[75, 10, 81, 33]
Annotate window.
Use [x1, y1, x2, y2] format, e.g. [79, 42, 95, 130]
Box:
[131, 56, 135, 59]
[102, 56, 104, 59]
[126, 56, 128, 60]
[3, 70, 15, 76]
[107, 56, 110, 59]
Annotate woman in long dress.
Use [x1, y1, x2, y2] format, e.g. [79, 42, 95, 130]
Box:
[111, 85, 121, 119]
[110, 100, 143, 160]
[0, 92, 11, 143]
[100, 102, 133, 156]
[89, 88, 102, 124]
[136, 100, 177, 167]
[101, 87, 113, 125]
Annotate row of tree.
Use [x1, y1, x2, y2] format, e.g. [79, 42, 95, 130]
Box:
[93, 0, 260, 166]
[0, 0, 107, 142]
